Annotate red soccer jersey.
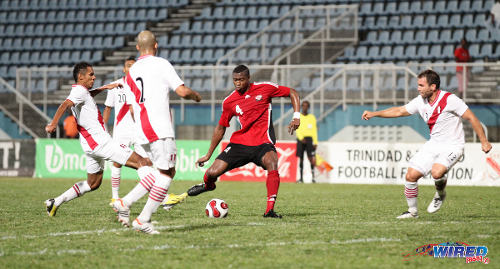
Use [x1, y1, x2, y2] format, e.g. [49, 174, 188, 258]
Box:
[218, 82, 291, 146]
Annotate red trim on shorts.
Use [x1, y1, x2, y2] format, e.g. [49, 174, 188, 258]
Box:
[427, 92, 452, 133]
[126, 73, 159, 143]
[77, 124, 98, 150]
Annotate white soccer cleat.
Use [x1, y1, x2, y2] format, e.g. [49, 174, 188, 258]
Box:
[112, 198, 130, 227]
[132, 218, 160, 235]
[427, 192, 446, 213]
[396, 210, 418, 219]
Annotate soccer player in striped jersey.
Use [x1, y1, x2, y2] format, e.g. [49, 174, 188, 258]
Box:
[102, 57, 187, 210]
[362, 70, 491, 219]
[114, 30, 202, 233]
[45, 62, 169, 234]
[186, 65, 301, 218]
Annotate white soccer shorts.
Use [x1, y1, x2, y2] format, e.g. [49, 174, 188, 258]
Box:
[409, 140, 464, 176]
[114, 135, 147, 158]
[142, 137, 177, 170]
[86, 139, 134, 174]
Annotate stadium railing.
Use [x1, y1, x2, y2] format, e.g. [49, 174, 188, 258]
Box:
[16, 62, 500, 140]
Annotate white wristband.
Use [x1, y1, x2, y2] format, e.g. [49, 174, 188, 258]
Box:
[293, 112, 301, 119]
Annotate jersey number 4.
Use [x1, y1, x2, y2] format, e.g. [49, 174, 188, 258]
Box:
[135, 77, 145, 103]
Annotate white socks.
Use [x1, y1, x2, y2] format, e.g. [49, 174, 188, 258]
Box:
[54, 181, 91, 207]
[137, 172, 172, 223]
[122, 166, 157, 207]
[404, 181, 418, 214]
[111, 165, 121, 199]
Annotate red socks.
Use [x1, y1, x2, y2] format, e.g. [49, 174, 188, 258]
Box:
[265, 170, 280, 214]
[204, 172, 216, 190]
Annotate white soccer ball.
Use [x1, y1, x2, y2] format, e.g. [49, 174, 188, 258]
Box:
[205, 198, 229, 218]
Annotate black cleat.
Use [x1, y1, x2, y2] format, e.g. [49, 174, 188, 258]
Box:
[263, 210, 282, 218]
[187, 183, 215, 196]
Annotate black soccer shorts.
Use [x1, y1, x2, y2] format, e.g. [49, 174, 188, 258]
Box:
[296, 137, 315, 158]
[216, 143, 277, 170]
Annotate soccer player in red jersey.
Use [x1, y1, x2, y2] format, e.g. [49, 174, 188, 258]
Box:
[186, 65, 301, 218]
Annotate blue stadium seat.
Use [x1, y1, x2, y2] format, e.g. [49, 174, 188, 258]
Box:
[380, 45, 391, 60]
[402, 30, 414, 43]
[400, 16, 412, 29]
[415, 30, 426, 44]
[468, 44, 479, 56]
[378, 31, 390, 45]
[398, 2, 409, 13]
[474, 14, 486, 27]
[440, 29, 451, 40]
[471, 0, 485, 11]
[477, 29, 489, 42]
[429, 45, 441, 59]
[442, 45, 454, 57]
[390, 31, 402, 44]
[480, 44, 492, 58]
[466, 29, 477, 41]
[462, 14, 474, 27]
[425, 15, 436, 28]
[405, 45, 416, 59]
[447, 0, 459, 11]
[373, 2, 384, 15]
[458, 0, 471, 11]
[452, 29, 464, 42]
[428, 30, 438, 42]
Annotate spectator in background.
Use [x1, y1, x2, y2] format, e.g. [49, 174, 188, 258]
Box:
[63, 114, 78, 138]
[454, 38, 470, 97]
[486, 0, 500, 40]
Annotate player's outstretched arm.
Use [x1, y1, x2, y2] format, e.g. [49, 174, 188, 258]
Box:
[90, 83, 122, 97]
[196, 124, 226, 167]
[288, 88, 300, 135]
[362, 106, 410, 120]
[46, 99, 74, 133]
[175, 85, 202, 102]
[461, 109, 492, 153]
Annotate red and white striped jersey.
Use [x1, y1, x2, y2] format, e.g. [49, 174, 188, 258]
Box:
[405, 90, 468, 146]
[219, 82, 291, 146]
[67, 84, 110, 152]
[104, 77, 136, 139]
[125, 55, 184, 144]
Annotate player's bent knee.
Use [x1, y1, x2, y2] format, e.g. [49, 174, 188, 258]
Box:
[431, 170, 446, 180]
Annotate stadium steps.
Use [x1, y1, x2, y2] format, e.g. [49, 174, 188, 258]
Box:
[0, 93, 48, 138]
[467, 65, 500, 99]
[101, 0, 220, 66]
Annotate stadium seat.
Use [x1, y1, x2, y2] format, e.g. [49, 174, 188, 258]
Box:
[480, 44, 492, 58]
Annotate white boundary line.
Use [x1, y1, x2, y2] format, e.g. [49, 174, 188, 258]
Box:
[3, 237, 401, 257]
[1, 220, 499, 241]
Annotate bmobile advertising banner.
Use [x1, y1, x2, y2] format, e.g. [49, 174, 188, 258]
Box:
[322, 142, 500, 186]
[219, 141, 298, 183]
[35, 139, 218, 180]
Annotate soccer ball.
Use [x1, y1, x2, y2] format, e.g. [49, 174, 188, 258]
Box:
[205, 198, 229, 218]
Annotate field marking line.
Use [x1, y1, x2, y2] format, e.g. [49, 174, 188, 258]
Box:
[1, 220, 499, 241]
[4, 237, 401, 256]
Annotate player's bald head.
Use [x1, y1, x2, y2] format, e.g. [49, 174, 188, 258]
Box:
[136, 30, 157, 51]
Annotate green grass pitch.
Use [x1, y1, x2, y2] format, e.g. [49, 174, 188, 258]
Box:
[0, 177, 498, 268]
